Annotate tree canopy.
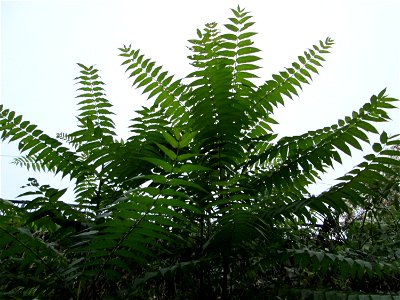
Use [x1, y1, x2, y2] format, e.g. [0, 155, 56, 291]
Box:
[1, 6, 399, 299]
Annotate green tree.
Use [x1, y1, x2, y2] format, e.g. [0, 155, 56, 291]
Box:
[1, 6, 399, 299]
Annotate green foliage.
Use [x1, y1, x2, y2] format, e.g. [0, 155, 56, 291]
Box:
[1, 6, 399, 299]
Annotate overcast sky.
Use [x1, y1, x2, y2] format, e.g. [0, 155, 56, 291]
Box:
[1, 0, 399, 202]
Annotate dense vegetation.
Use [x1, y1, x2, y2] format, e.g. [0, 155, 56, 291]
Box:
[1, 6, 400, 299]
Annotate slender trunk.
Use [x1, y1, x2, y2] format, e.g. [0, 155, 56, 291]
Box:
[359, 209, 368, 249]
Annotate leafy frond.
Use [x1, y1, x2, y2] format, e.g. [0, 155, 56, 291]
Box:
[220, 6, 261, 91]
[248, 89, 397, 197]
[186, 21, 251, 175]
[284, 247, 399, 282]
[119, 45, 188, 127]
[73, 63, 116, 138]
[12, 154, 55, 172]
[0, 106, 88, 180]
[318, 134, 400, 210]
[253, 37, 334, 114]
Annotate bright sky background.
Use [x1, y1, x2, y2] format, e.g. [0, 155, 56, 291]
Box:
[1, 0, 399, 202]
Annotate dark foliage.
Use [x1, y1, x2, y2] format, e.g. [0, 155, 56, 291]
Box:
[1, 6, 399, 299]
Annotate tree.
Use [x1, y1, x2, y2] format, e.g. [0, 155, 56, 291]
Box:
[1, 6, 399, 299]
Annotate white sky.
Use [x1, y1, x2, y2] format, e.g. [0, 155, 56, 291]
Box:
[1, 0, 399, 201]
